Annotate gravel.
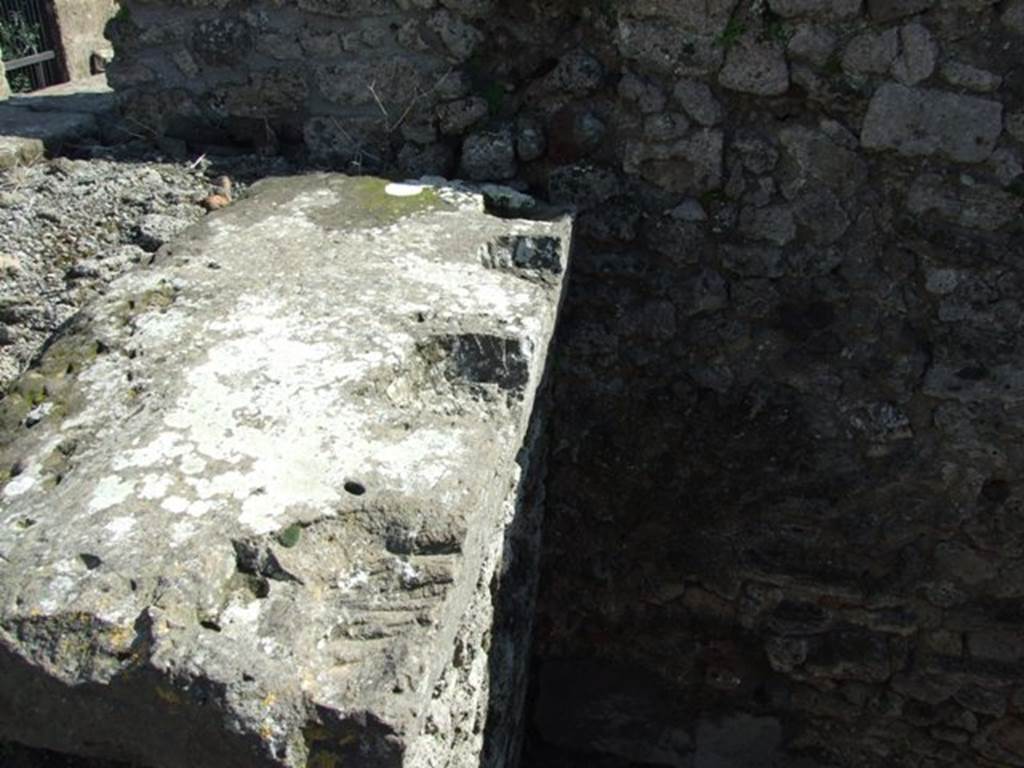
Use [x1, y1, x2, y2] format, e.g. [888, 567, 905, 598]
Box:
[0, 155, 223, 389]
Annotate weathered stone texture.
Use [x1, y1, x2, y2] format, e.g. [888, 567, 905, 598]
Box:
[719, 41, 790, 96]
[34, 0, 1024, 766]
[0, 176, 571, 768]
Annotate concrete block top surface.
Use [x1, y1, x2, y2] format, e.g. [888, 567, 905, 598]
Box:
[0, 174, 571, 767]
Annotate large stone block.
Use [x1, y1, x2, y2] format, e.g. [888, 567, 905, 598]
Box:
[0, 175, 572, 768]
[861, 84, 1003, 163]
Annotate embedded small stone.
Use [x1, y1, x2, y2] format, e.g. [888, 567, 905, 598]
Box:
[738, 204, 797, 245]
[427, 10, 483, 60]
[544, 50, 605, 95]
[668, 198, 708, 222]
[458, 128, 517, 180]
[673, 79, 723, 125]
[941, 61, 1002, 92]
[437, 96, 488, 135]
[787, 24, 837, 67]
[618, 72, 667, 114]
[643, 112, 691, 142]
[718, 41, 790, 96]
[514, 116, 547, 162]
[890, 23, 937, 85]
[842, 29, 899, 75]
[768, 0, 862, 18]
[134, 213, 192, 252]
[1004, 0, 1024, 34]
[868, 0, 934, 21]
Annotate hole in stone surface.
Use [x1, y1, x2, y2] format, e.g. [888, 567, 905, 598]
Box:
[344, 480, 366, 496]
[981, 477, 1010, 503]
[481, 235, 563, 275]
[956, 365, 988, 380]
[425, 333, 531, 396]
[248, 576, 270, 599]
[79, 553, 102, 570]
[233, 538, 302, 587]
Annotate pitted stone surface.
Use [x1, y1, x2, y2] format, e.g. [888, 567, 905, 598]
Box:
[0, 175, 571, 768]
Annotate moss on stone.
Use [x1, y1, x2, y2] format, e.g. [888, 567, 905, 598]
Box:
[40, 439, 78, 484]
[121, 284, 177, 324]
[276, 523, 302, 548]
[0, 317, 105, 465]
[310, 177, 450, 230]
[0, 394, 31, 437]
[36, 336, 100, 379]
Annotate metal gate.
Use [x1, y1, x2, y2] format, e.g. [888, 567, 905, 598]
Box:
[0, 0, 64, 92]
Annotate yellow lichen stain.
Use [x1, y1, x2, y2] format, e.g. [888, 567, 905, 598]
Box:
[262, 692, 277, 708]
[0, 325, 99, 452]
[304, 725, 331, 742]
[303, 725, 358, 768]
[122, 285, 176, 321]
[106, 624, 134, 653]
[307, 754, 339, 768]
[155, 685, 184, 706]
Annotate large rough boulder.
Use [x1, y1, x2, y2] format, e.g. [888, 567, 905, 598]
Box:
[0, 175, 572, 767]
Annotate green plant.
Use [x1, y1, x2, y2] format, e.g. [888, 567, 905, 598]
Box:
[699, 189, 726, 207]
[822, 53, 844, 78]
[0, 10, 41, 59]
[7, 70, 30, 93]
[717, 18, 747, 50]
[761, 13, 791, 45]
[567, 0, 618, 23]
[594, 0, 618, 23]
[481, 80, 505, 116]
[0, 10, 43, 93]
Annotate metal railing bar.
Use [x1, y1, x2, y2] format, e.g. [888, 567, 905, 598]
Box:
[4, 49, 54, 70]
